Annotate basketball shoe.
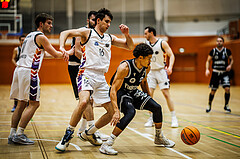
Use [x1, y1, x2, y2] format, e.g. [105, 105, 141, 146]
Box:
[224, 105, 231, 113]
[11, 105, 16, 112]
[8, 136, 14, 144]
[55, 128, 74, 152]
[171, 116, 179, 128]
[154, 134, 175, 148]
[144, 117, 154, 127]
[206, 105, 211, 113]
[99, 140, 118, 155]
[95, 131, 110, 141]
[78, 130, 102, 146]
[12, 134, 34, 145]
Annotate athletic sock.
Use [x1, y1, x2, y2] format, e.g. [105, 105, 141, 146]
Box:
[86, 124, 98, 135]
[155, 128, 163, 137]
[79, 118, 87, 132]
[16, 127, 25, 135]
[209, 93, 214, 106]
[87, 120, 95, 127]
[67, 125, 75, 131]
[10, 128, 16, 137]
[106, 134, 116, 145]
[170, 111, 176, 118]
[225, 93, 230, 106]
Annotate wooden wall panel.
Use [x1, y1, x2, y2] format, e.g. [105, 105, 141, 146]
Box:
[1, 36, 240, 85]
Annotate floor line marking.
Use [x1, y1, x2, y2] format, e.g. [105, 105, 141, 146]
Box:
[0, 138, 82, 151]
[181, 119, 240, 139]
[126, 126, 192, 159]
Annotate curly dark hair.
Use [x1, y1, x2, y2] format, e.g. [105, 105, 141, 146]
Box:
[35, 13, 54, 28]
[95, 8, 113, 23]
[133, 43, 153, 58]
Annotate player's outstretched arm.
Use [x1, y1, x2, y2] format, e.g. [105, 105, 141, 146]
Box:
[36, 34, 69, 60]
[59, 28, 90, 52]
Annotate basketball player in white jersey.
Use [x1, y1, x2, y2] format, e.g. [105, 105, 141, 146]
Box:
[8, 13, 73, 145]
[55, 8, 134, 152]
[11, 35, 26, 112]
[144, 26, 178, 128]
[71, 11, 109, 141]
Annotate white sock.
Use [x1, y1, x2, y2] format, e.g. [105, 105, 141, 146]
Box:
[87, 120, 95, 127]
[110, 134, 116, 140]
[67, 125, 75, 131]
[87, 124, 98, 134]
[150, 113, 153, 118]
[16, 127, 25, 135]
[79, 118, 87, 132]
[10, 128, 16, 137]
[106, 134, 116, 145]
[171, 111, 176, 118]
[155, 128, 163, 137]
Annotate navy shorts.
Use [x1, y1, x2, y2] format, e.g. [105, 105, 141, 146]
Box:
[209, 71, 230, 90]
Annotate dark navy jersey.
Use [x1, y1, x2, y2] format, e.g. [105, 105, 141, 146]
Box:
[110, 59, 147, 93]
[209, 47, 231, 71]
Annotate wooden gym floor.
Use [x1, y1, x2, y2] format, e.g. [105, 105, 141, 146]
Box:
[0, 84, 239, 159]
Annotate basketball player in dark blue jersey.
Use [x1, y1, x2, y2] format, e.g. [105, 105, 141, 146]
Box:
[205, 36, 233, 113]
[99, 43, 175, 155]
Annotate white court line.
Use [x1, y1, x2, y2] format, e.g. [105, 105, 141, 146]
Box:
[0, 138, 81, 151]
[126, 127, 192, 159]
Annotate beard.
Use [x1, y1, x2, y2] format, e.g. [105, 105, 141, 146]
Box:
[89, 23, 95, 29]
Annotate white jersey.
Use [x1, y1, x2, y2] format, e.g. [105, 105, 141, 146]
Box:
[17, 31, 45, 71]
[80, 29, 112, 73]
[145, 39, 166, 70]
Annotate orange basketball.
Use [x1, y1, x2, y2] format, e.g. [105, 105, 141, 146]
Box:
[181, 126, 200, 145]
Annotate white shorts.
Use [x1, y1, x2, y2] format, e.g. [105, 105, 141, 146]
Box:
[147, 69, 170, 90]
[77, 69, 110, 105]
[10, 67, 40, 102]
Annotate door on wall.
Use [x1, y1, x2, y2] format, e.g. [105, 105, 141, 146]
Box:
[170, 53, 197, 83]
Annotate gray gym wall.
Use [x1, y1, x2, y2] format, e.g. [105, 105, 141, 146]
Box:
[18, 0, 240, 36]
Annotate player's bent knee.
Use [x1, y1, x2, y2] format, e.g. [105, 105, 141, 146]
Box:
[127, 108, 136, 120]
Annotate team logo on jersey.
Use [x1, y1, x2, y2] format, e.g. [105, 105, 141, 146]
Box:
[129, 78, 136, 83]
[94, 42, 99, 46]
[105, 43, 109, 47]
[155, 51, 159, 54]
[214, 55, 218, 60]
[222, 54, 225, 59]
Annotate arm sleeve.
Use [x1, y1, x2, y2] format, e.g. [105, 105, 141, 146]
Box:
[209, 49, 214, 56]
[226, 49, 232, 56]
